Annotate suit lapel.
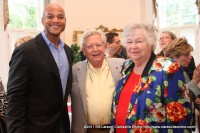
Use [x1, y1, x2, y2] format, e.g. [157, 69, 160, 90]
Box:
[35, 34, 60, 78]
[107, 58, 121, 86]
[35, 34, 63, 100]
[76, 61, 87, 117]
[63, 45, 73, 99]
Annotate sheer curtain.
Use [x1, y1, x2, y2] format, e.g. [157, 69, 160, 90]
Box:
[3, 0, 9, 30]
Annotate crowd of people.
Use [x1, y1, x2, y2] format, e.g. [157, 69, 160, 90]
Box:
[0, 3, 200, 133]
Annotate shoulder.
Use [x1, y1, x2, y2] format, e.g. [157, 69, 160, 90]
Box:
[64, 43, 72, 52]
[107, 57, 124, 63]
[151, 56, 182, 73]
[121, 59, 133, 68]
[107, 58, 125, 68]
[73, 60, 87, 70]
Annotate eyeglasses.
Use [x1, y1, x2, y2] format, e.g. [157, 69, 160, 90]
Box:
[112, 40, 121, 44]
[159, 36, 171, 41]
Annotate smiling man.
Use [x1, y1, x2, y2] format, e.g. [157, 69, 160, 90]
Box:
[7, 3, 73, 133]
[71, 29, 124, 133]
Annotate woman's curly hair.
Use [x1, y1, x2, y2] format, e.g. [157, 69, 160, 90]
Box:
[165, 37, 193, 58]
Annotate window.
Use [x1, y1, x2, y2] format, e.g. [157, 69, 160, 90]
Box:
[8, 0, 46, 30]
[7, 0, 49, 58]
[157, 0, 198, 28]
[156, 0, 200, 64]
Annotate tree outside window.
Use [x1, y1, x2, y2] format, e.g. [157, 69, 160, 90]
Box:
[8, 0, 45, 30]
[158, 0, 198, 28]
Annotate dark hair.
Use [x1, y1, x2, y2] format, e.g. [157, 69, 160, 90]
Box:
[105, 32, 119, 43]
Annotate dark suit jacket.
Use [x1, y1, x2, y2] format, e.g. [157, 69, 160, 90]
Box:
[7, 33, 73, 133]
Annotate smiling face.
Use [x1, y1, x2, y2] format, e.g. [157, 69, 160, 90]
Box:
[125, 29, 151, 63]
[159, 32, 173, 51]
[82, 34, 106, 68]
[42, 4, 66, 38]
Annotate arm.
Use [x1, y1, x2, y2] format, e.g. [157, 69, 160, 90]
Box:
[191, 63, 200, 86]
[7, 48, 29, 133]
[187, 80, 200, 96]
[186, 64, 200, 96]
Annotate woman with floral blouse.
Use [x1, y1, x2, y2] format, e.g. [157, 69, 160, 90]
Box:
[111, 22, 193, 133]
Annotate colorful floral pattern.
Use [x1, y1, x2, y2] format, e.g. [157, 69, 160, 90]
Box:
[166, 102, 187, 122]
[111, 55, 192, 133]
[133, 120, 152, 133]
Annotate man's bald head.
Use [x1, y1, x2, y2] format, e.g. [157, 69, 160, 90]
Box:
[42, 3, 66, 38]
[43, 3, 65, 17]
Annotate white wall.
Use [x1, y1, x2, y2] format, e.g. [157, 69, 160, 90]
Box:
[62, 0, 152, 45]
[0, 0, 153, 89]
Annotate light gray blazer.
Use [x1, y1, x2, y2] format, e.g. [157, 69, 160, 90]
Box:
[71, 58, 124, 133]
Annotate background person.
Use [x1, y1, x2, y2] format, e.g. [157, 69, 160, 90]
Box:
[7, 3, 73, 133]
[71, 29, 124, 133]
[14, 36, 33, 48]
[158, 31, 196, 80]
[165, 37, 200, 132]
[111, 22, 192, 133]
[165, 37, 200, 96]
[105, 32, 127, 59]
[158, 31, 177, 56]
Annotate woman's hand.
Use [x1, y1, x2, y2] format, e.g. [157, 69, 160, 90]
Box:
[192, 64, 200, 84]
[195, 98, 200, 105]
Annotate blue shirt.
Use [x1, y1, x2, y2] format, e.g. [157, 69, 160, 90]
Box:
[41, 31, 69, 98]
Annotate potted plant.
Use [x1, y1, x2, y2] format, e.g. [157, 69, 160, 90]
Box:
[70, 44, 81, 64]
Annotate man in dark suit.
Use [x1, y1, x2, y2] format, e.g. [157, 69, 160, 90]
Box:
[7, 3, 73, 133]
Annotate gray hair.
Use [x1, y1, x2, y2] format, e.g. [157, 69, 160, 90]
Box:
[161, 31, 177, 40]
[123, 22, 157, 51]
[80, 29, 107, 48]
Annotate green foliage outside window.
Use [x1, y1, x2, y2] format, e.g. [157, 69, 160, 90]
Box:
[158, 0, 198, 28]
[8, 1, 39, 29]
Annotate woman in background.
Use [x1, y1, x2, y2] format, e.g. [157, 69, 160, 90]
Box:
[158, 31, 196, 80]
[165, 37, 200, 132]
[111, 22, 192, 133]
[14, 35, 33, 48]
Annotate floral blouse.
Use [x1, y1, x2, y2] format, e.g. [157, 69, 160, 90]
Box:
[111, 53, 193, 133]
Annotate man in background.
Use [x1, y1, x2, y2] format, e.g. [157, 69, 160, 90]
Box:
[105, 32, 127, 59]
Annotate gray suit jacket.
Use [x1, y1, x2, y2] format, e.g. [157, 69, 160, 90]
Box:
[71, 58, 124, 133]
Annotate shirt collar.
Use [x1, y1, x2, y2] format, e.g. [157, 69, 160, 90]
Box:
[41, 31, 64, 47]
[87, 58, 108, 72]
